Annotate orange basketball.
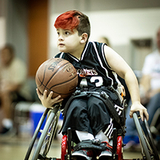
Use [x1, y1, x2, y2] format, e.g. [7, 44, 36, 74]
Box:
[35, 58, 78, 99]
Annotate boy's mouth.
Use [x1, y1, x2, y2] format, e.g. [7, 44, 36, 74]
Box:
[58, 43, 65, 47]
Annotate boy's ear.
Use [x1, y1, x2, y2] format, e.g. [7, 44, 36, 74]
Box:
[80, 33, 88, 44]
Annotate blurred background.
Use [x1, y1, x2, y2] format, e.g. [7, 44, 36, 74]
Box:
[0, 0, 160, 75]
[0, 0, 160, 159]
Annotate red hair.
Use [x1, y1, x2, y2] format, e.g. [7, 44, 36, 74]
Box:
[54, 10, 81, 31]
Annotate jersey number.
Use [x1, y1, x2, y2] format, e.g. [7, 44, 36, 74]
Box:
[80, 76, 103, 88]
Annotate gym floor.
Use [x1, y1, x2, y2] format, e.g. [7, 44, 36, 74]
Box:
[0, 134, 143, 160]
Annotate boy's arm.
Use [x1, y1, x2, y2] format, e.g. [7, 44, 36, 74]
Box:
[104, 45, 149, 121]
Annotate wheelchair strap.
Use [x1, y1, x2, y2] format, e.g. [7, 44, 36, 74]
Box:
[91, 93, 120, 124]
[58, 91, 88, 133]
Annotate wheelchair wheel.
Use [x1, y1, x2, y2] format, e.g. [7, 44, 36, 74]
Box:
[133, 112, 159, 160]
[24, 108, 50, 160]
[24, 106, 60, 160]
[144, 118, 160, 160]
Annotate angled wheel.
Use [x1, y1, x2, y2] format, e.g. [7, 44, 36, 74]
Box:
[133, 112, 159, 160]
[24, 106, 60, 160]
[144, 118, 160, 160]
[24, 108, 49, 160]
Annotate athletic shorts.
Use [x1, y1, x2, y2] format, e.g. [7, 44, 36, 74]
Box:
[62, 96, 111, 136]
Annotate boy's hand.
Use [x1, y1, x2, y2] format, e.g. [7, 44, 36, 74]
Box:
[129, 101, 149, 121]
[36, 89, 63, 108]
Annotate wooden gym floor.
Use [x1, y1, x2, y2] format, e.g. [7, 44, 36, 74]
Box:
[0, 134, 144, 160]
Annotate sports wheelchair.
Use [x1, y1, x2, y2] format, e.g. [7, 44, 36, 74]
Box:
[24, 89, 159, 160]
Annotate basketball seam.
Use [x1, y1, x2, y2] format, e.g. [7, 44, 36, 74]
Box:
[36, 83, 70, 95]
[37, 58, 60, 87]
[49, 74, 78, 91]
[43, 61, 70, 91]
[37, 64, 48, 86]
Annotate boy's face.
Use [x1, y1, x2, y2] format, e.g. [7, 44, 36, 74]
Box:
[56, 28, 82, 53]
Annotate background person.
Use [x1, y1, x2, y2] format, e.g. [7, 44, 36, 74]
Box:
[98, 36, 111, 47]
[0, 44, 31, 134]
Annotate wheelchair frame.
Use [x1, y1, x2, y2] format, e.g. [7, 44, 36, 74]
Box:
[24, 105, 159, 160]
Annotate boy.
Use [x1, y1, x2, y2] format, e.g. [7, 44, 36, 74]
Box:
[37, 10, 148, 160]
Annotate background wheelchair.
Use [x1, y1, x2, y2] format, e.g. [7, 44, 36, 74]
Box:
[24, 92, 160, 160]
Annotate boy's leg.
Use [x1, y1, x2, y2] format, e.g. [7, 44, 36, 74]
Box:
[62, 98, 94, 160]
[88, 96, 112, 137]
[95, 130, 109, 142]
[88, 96, 112, 159]
[76, 131, 94, 141]
[62, 98, 92, 135]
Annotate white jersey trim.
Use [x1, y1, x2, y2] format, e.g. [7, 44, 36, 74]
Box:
[92, 41, 114, 86]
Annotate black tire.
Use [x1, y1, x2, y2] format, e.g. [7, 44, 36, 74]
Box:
[133, 113, 152, 160]
[41, 109, 60, 157]
[24, 106, 60, 160]
[32, 108, 60, 160]
[24, 108, 50, 160]
[144, 118, 160, 160]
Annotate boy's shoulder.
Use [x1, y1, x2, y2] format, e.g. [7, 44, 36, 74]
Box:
[89, 41, 107, 48]
[88, 41, 107, 52]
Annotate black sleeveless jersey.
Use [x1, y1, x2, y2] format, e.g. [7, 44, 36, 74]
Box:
[55, 41, 121, 90]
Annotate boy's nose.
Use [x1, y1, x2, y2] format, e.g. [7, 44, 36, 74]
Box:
[58, 35, 64, 40]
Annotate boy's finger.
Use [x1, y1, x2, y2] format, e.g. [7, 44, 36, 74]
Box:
[43, 90, 48, 98]
[55, 95, 62, 100]
[140, 111, 144, 121]
[48, 91, 53, 99]
[129, 110, 133, 118]
[144, 110, 149, 121]
[54, 95, 63, 103]
[56, 99, 64, 103]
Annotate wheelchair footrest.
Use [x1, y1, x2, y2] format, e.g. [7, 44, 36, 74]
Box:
[74, 139, 112, 152]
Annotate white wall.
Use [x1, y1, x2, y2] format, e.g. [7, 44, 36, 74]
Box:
[87, 9, 160, 46]
[87, 8, 160, 67]
[48, 8, 160, 69]
[0, 0, 28, 64]
[5, 1, 28, 63]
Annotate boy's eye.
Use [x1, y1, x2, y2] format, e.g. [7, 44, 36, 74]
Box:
[65, 31, 70, 35]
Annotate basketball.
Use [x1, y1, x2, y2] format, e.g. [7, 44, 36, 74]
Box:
[35, 58, 78, 99]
